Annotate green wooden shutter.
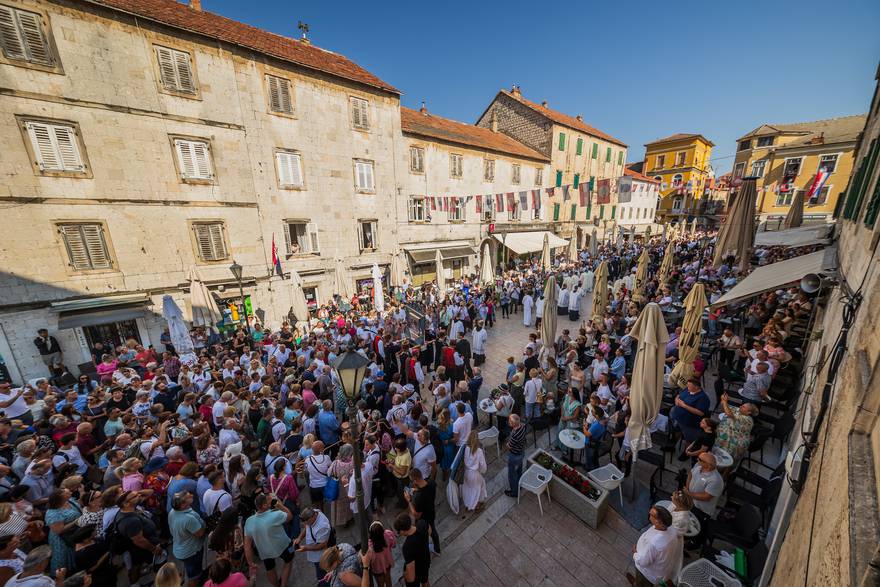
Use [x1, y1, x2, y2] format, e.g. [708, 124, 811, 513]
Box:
[611, 205, 616, 219]
[864, 179, 880, 228]
[553, 203, 560, 221]
[573, 173, 580, 188]
[555, 170, 563, 187]
[605, 147, 612, 162]
[558, 133, 566, 151]
[591, 143, 598, 159]
[585, 201, 592, 219]
[599, 205, 605, 219]
[618, 151, 624, 165]
[589, 176, 595, 191]
[576, 138, 583, 155]
[846, 139, 880, 220]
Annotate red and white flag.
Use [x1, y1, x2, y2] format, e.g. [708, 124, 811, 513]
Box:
[807, 168, 830, 204]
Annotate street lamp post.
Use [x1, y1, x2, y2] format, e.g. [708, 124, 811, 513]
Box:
[228, 261, 247, 329]
[332, 349, 371, 553]
[696, 235, 710, 279]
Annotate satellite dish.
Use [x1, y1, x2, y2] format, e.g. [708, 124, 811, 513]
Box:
[800, 273, 822, 294]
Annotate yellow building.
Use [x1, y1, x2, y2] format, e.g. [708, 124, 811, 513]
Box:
[642, 134, 714, 219]
[732, 115, 866, 222]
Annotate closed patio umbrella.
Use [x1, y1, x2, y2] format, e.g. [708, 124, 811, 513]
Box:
[631, 249, 650, 303]
[630, 225, 636, 242]
[645, 225, 652, 240]
[371, 262, 385, 312]
[389, 250, 406, 289]
[626, 302, 670, 455]
[690, 217, 698, 235]
[541, 274, 558, 357]
[289, 269, 309, 324]
[668, 283, 708, 389]
[333, 258, 353, 301]
[590, 228, 598, 257]
[435, 249, 446, 291]
[187, 266, 220, 329]
[591, 261, 608, 322]
[479, 243, 495, 286]
[713, 177, 758, 274]
[783, 189, 804, 229]
[540, 232, 552, 271]
[162, 294, 196, 363]
[656, 241, 675, 291]
[661, 223, 667, 241]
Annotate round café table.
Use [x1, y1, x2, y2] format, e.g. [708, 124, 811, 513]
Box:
[478, 398, 497, 429]
[558, 428, 586, 465]
[655, 500, 701, 537]
[712, 447, 734, 469]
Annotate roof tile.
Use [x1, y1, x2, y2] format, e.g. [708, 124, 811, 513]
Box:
[624, 167, 660, 184]
[401, 107, 549, 162]
[84, 0, 399, 94]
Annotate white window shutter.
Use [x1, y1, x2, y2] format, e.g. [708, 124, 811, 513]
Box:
[176, 140, 196, 178]
[306, 223, 319, 254]
[192, 141, 212, 179]
[173, 50, 195, 93]
[15, 10, 51, 65]
[156, 46, 177, 90]
[81, 224, 111, 269]
[275, 152, 290, 186]
[59, 225, 89, 270]
[0, 6, 25, 60]
[53, 126, 84, 171]
[267, 75, 281, 111]
[209, 223, 226, 259]
[278, 78, 292, 113]
[27, 122, 59, 170]
[351, 98, 361, 128]
[193, 224, 212, 260]
[283, 223, 293, 253]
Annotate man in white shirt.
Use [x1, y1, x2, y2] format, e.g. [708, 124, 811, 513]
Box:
[202, 471, 234, 516]
[52, 433, 88, 475]
[590, 352, 609, 385]
[411, 428, 437, 480]
[629, 506, 682, 586]
[0, 382, 30, 424]
[271, 344, 291, 365]
[523, 368, 543, 421]
[295, 508, 332, 580]
[213, 391, 234, 427]
[220, 360, 240, 381]
[305, 441, 331, 508]
[451, 403, 472, 448]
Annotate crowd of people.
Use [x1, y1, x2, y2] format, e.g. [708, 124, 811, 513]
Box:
[0, 225, 822, 587]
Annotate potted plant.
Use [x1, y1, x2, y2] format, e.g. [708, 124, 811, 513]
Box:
[528, 449, 609, 528]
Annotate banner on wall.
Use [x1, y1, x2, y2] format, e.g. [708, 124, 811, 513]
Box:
[597, 178, 612, 204]
[617, 176, 632, 203]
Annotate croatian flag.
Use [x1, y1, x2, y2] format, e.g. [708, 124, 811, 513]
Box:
[271, 234, 283, 277]
[807, 168, 830, 204]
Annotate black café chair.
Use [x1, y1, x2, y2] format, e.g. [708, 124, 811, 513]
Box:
[701, 541, 769, 586]
[726, 474, 784, 528]
[704, 503, 763, 550]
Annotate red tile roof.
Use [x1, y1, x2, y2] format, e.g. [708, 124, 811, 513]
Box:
[624, 167, 660, 184]
[499, 90, 627, 147]
[83, 0, 399, 94]
[645, 133, 715, 147]
[401, 107, 549, 162]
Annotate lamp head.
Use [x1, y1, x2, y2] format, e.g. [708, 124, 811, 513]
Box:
[332, 349, 370, 402]
[229, 261, 243, 281]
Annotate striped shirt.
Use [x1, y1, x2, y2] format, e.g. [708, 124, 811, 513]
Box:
[507, 425, 527, 455]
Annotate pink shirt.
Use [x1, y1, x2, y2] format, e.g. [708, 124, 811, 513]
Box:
[204, 573, 248, 587]
[122, 472, 144, 492]
[302, 389, 317, 411]
[369, 530, 397, 574]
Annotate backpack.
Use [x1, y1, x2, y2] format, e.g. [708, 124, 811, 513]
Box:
[125, 440, 147, 460]
[203, 491, 230, 533]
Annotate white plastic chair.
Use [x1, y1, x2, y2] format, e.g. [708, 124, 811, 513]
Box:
[587, 463, 625, 508]
[678, 558, 742, 587]
[478, 426, 500, 459]
[518, 464, 552, 516]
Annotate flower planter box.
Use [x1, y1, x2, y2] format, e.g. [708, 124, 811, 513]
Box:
[527, 449, 609, 529]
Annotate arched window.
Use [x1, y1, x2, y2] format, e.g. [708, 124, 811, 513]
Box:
[672, 195, 684, 210]
[672, 173, 683, 187]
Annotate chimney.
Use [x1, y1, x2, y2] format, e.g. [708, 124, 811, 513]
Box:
[490, 110, 498, 132]
[189, 0, 202, 10]
[542, 101, 549, 108]
[511, 84, 521, 97]
[419, 101, 428, 115]
[576, 114, 583, 122]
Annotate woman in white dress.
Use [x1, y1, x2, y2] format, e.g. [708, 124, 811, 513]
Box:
[521, 291, 534, 327]
[461, 431, 487, 511]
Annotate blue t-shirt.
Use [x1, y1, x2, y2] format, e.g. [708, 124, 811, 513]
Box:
[317, 411, 340, 445]
[168, 508, 204, 560]
[672, 390, 710, 430]
[588, 420, 606, 441]
[244, 509, 290, 560]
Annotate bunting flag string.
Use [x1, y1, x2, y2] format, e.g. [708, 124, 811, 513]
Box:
[496, 193, 505, 213]
[518, 191, 528, 210]
[563, 185, 571, 201]
[475, 195, 482, 214]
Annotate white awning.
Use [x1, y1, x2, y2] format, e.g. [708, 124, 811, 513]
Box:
[713, 246, 837, 307]
[754, 223, 833, 248]
[493, 231, 569, 255]
[50, 293, 150, 312]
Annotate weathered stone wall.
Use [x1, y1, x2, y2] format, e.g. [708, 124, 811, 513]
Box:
[475, 93, 552, 156]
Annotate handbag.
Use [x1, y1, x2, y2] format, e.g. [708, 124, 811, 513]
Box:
[322, 461, 340, 502]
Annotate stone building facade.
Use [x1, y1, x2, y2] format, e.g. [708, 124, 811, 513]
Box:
[475, 87, 628, 245]
[397, 105, 551, 285]
[0, 0, 400, 381]
[615, 167, 660, 231]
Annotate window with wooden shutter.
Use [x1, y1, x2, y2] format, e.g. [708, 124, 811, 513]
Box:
[512, 164, 521, 184]
[25, 120, 85, 173]
[573, 174, 580, 188]
[174, 138, 213, 181]
[358, 220, 378, 250]
[535, 167, 543, 186]
[155, 45, 197, 94]
[275, 150, 304, 188]
[266, 74, 293, 114]
[350, 97, 370, 130]
[285, 221, 319, 254]
[605, 147, 612, 162]
[450, 154, 463, 179]
[555, 170, 563, 187]
[409, 147, 424, 173]
[354, 160, 375, 192]
[576, 138, 583, 156]
[552, 203, 560, 221]
[408, 196, 426, 222]
[483, 159, 494, 182]
[558, 133, 566, 151]
[591, 143, 598, 159]
[0, 5, 54, 66]
[618, 151, 624, 165]
[192, 222, 228, 261]
[57, 223, 112, 271]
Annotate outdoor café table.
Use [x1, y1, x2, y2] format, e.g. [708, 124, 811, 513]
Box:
[478, 397, 497, 428]
[558, 428, 586, 465]
[712, 446, 734, 469]
[655, 500, 701, 537]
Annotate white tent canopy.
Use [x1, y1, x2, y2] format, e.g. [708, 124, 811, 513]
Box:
[713, 246, 837, 307]
[754, 223, 833, 248]
[493, 231, 569, 255]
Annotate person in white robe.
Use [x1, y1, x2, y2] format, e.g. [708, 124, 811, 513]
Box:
[568, 285, 582, 321]
[347, 459, 374, 514]
[535, 295, 546, 329]
[460, 431, 487, 511]
[521, 291, 534, 327]
[581, 269, 594, 292]
[557, 284, 570, 316]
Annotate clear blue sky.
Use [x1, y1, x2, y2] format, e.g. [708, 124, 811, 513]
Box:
[204, 0, 879, 173]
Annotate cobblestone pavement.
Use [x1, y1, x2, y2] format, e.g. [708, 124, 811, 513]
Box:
[290, 293, 634, 586]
